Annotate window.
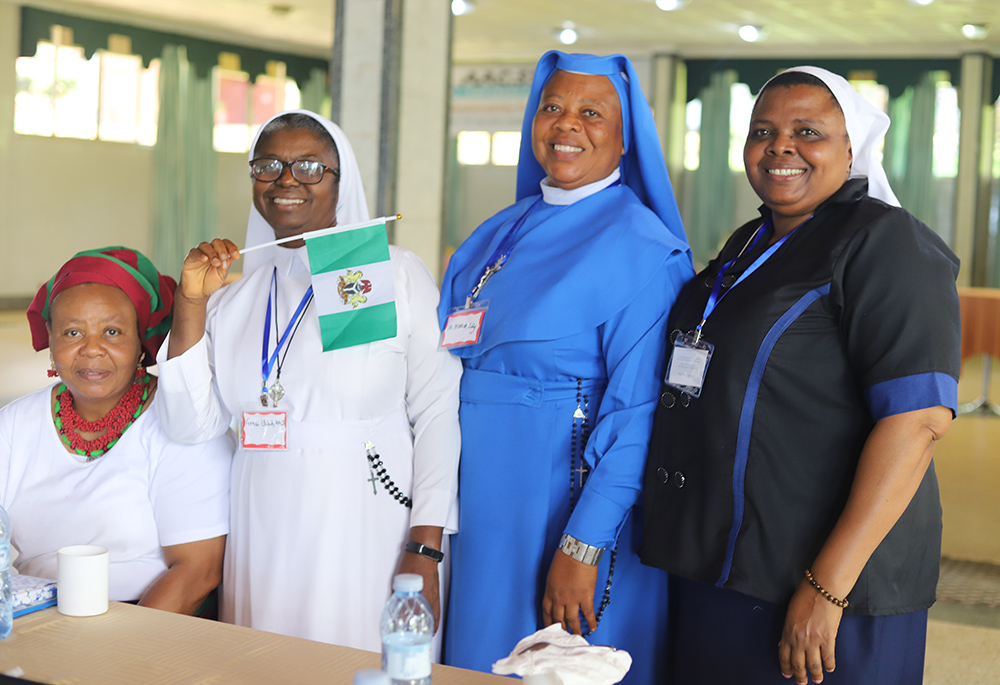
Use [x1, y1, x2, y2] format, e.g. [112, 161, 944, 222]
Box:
[213, 59, 302, 153]
[933, 81, 959, 179]
[490, 132, 521, 166]
[683, 98, 701, 171]
[15, 33, 304, 151]
[728, 83, 753, 171]
[456, 130, 522, 167]
[16, 30, 160, 144]
[456, 131, 491, 165]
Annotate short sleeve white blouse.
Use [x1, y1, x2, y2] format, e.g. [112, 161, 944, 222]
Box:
[0, 387, 232, 602]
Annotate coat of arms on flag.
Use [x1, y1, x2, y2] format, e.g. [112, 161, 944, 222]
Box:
[337, 270, 373, 308]
[305, 220, 397, 351]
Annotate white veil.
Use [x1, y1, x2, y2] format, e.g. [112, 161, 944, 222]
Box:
[242, 109, 370, 274]
[761, 66, 900, 207]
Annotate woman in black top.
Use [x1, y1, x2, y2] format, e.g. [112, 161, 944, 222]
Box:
[641, 67, 960, 684]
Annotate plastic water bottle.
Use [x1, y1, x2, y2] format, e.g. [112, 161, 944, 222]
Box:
[380, 573, 433, 685]
[0, 505, 12, 640]
[354, 670, 391, 685]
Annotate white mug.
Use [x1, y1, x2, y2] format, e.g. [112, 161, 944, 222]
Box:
[57, 545, 109, 616]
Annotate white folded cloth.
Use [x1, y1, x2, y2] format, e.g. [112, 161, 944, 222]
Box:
[492, 623, 632, 685]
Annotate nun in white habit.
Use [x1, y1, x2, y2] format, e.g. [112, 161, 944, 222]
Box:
[155, 110, 461, 652]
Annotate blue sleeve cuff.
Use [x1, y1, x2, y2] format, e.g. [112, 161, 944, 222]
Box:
[564, 488, 630, 550]
[865, 372, 958, 421]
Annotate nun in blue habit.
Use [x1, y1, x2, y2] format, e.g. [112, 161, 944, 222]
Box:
[438, 51, 694, 683]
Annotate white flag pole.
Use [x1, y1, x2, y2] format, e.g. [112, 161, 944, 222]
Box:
[239, 214, 401, 255]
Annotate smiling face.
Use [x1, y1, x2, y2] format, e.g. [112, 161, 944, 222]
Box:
[744, 83, 853, 236]
[48, 283, 143, 421]
[252, 127, 340, 248]
[531, 70, 625, 191]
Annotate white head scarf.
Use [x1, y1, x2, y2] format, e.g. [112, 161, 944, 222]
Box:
[759, 66, 900, 207]
[242, 109, 370, 274]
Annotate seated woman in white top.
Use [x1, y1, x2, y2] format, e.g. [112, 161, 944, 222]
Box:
[0, 247, 231, 613]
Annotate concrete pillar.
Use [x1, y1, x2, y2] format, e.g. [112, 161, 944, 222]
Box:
[953, 53, 994, 287]
[331, 0, 452, 278]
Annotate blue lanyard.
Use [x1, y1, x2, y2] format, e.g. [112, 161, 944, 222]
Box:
[694, 218, 807, 342]
[463, 181, 621, 308]
[464, 197, 544, 308]
[261, 269, 314, 391]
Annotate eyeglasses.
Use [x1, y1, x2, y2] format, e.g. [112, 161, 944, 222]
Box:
[249, 158, 340, 185]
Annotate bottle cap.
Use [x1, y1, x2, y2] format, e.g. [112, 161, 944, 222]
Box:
[393, 573, 423, 592]
[353, 670, 391, 685]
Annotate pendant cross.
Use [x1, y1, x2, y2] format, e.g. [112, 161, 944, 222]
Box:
[575, 463, 589, 487]
[268, 380, 285, 408]
[365, 441, 378, 494]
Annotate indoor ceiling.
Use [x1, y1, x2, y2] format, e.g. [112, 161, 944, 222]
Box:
[15, 0, 1000, 62]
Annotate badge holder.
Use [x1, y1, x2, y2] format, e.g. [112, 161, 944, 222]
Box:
[440, 300, 490, 350]
[239, 405, 288, 451]
[664, 332, 714, 398]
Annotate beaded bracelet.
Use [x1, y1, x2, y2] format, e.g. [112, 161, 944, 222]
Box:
[804, 569, 849, 608]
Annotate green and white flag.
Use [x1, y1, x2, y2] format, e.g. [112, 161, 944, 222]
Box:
[305, 220, 397, 351]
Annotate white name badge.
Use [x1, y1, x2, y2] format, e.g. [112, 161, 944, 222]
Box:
[241, 411, 288, 450]
[440, 303, 489, 349]
[664, 332, 714, 398]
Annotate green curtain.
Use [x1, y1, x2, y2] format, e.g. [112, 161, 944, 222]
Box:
[688, 70, 736, 267]
[300, 68, 330, 119]
[884, 87, 911, 198]
[893, 72, 938, 230]
[153, 45, 217, 278]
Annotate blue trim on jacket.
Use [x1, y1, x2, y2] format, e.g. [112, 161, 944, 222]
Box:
[716, 284, 832, 587]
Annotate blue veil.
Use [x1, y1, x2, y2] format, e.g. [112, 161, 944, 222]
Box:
[439, 51, 691, 352]
[516, 51, 688, 246]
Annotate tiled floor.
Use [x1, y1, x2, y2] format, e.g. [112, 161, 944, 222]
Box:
[924, 355, 1000, 683]
[1, 310, 999, 682]
[937, 558, 1000, 609]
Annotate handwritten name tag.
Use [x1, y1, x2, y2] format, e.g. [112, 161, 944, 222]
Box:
[441, 308, 486, 349]
[241, 411, 288, 450]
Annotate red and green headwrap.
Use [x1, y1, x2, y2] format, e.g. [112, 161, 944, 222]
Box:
[27, 247, 177, 363]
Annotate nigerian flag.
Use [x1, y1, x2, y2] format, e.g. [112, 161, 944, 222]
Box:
[305, 220, 397, 351]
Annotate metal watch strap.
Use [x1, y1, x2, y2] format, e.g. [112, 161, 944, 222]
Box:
[558, 534, 605, 566]
[404, 540, 444, 562]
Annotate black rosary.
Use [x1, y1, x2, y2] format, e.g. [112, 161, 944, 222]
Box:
[584, 545, 617, 638]
[569, 379, 591, 509]
[364, 442, 412, 508]
[569, 378, 617, 637]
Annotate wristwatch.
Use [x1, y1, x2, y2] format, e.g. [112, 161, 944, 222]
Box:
[558, 534, 605, 566]
[404, 540, 444, 562]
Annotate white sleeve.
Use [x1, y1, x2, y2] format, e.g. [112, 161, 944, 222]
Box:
[147, 416, 232, 547]
[396, 249, 462, 533]
[155, 307, 234, 444]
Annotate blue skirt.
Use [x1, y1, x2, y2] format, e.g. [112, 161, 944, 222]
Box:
[444, 369, 669, 684]
[668, 575, 927, 684]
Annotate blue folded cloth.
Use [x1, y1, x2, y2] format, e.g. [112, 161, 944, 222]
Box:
[11, 574, 57, 617]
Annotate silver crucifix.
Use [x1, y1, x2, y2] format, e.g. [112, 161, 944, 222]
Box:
[268, 380, 285, 407]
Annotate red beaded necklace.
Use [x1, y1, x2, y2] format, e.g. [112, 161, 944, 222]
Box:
[53, 373, 150, 462]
